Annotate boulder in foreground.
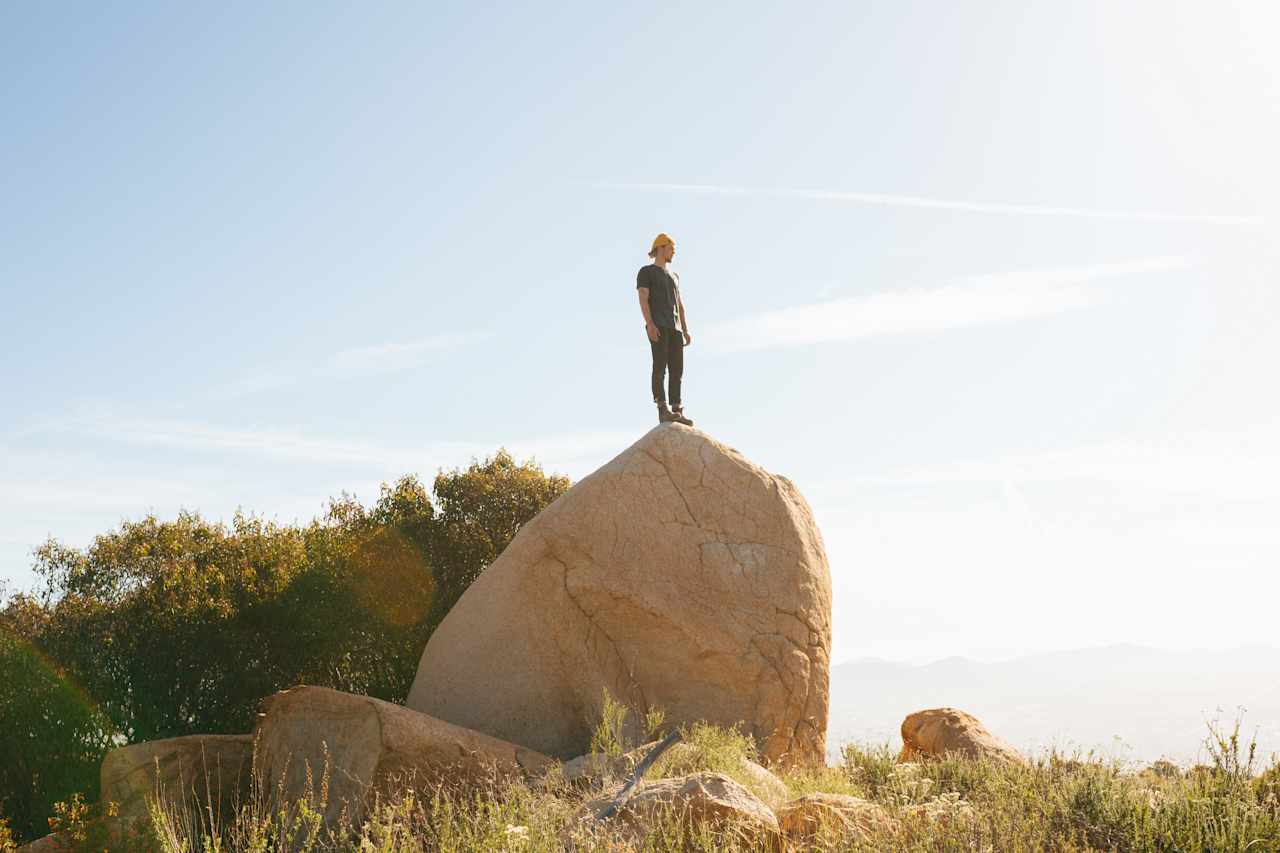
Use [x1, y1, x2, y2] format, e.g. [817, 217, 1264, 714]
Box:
[408, 424, 832, 766]
[560, 739, 789, 809]
[564, 772, 780, 849]
[101, 733, 253, 826]
[898, 707, 1027, 765]
[256, 686, 554, 826]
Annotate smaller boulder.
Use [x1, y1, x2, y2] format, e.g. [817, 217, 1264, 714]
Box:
[564, 772, 779, 849]
[560, 741, 789, 810]
[655, 742, 789, 811]
[561, 751, 629, 788]
[898, 708, 1026, 766]
[733, 758, 790, 812]
[101, 734, 254, 826]
[257, 686, 554, 827]
[777, 793, 898, 842]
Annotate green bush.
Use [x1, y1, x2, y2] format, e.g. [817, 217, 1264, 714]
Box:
[0, 628, 115, 843]
[0, 450, 568, 844]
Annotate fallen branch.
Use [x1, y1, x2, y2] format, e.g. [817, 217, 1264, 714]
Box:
[596, 729, 683, 820]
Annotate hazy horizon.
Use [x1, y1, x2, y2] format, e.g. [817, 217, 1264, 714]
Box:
[827, 642, 1280, 765]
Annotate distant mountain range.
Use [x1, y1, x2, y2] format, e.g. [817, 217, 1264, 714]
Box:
[826, 644, 1280, 766]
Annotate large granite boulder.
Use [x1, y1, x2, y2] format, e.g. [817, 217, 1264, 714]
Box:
[256, 686, 554, 826]
[407, 424, 832, 766]
[898, 707, 1027, 766]
[100, 734, 253, 826]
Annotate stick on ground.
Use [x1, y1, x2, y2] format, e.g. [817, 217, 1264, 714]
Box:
[596, 730, 684, 820]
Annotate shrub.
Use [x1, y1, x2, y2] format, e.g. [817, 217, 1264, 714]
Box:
[0, 628, 114, 844]
[0, 451, 569, 845]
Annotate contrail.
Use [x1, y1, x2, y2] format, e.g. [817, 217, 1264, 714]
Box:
[700, 256, 1189, 353]
[593, 181, 1264, 226]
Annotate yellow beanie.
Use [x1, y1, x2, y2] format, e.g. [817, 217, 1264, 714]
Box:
[649, 233, 674, 255]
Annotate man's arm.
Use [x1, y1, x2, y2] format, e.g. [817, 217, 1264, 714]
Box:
[638, 288, 659, 341]
[677, 294, 692, 345]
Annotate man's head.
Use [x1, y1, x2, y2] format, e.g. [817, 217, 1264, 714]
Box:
[648, 233, 675, 263]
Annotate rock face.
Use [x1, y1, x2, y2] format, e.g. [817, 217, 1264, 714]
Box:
[777, 793, 898, 843]
[100, 734, 254, 825]
[407, 424, 832, 766]
[898, 707, 1027, 765]
[566, 772, 779, 847]
[256, 686, 554, 825]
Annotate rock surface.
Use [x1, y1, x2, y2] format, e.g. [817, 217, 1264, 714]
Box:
[407, 424, 832, 766]
[256, 686, 554, 825]
[17, 833, 72, 853]
[776, 792, 898, 842]
[732, 756, 790, 811]
[101, 733, 254, 825]
[565, 772, 780, 848]
[898, 707, 1027, 765]
[561, 740, 789, 809]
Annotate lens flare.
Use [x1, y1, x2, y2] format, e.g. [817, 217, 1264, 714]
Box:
[348, 528, 435, 627]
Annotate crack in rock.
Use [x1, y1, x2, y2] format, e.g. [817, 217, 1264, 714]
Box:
[549, 552, 650, 720]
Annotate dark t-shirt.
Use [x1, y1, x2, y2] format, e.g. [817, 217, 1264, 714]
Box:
[636, 264, 680, 329]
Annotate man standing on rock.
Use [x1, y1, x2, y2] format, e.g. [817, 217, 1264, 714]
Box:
[636, 233, 693, 426]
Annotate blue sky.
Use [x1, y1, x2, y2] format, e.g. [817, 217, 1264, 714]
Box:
[3, 1, 1277, 663]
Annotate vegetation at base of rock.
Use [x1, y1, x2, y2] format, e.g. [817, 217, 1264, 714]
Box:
[0, 451, 569, 845]
[26, 716, 1274, 853]
[648, 721, 761, 786]
[587, 690, 632, 760]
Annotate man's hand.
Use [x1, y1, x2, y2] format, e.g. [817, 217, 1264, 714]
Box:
[683, 330, 692, 346]
[646, 322, 660, 342]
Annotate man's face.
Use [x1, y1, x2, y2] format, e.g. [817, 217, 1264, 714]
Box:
[659, 243, 675, 263]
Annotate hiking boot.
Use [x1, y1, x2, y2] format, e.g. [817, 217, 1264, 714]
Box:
[657, 403, 680, 424]
[671, 406, 694, 426]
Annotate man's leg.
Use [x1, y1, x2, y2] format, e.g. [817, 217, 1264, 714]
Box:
[667, 332, 683, 410]
[650, 329, 678, 423]
[650, 330, 669, 405]
[666, 333, 693, 425]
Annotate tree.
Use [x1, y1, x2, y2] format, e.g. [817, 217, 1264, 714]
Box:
[6, 451, 567, 741]
[427, 450, 570, 625]
[0, 450, 569, 839]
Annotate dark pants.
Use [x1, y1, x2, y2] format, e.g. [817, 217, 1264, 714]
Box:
[649, 326, 684, 407]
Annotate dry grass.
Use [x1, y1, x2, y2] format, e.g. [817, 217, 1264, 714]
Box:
[30, 716, 1280, 852]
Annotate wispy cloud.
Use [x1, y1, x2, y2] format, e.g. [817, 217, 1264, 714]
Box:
[329, 333, 481, 376]
[73, 418, 413, 466]
[211, 333, 487, 399]
[594, 182, 1265, 226]
[842, 429, 1280, 502]
[48, 414, 635, 478]
[701, 256, 1188, 353]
